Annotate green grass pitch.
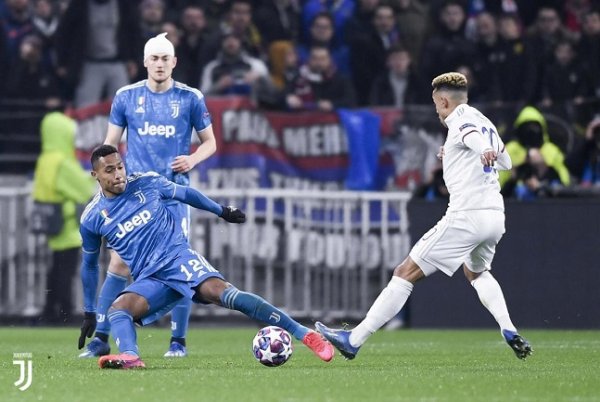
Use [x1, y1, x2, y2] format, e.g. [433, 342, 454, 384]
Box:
[1, 327, 599, 402]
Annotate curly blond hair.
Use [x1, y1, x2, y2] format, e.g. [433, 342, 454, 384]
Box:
[431, 72, 468, 91]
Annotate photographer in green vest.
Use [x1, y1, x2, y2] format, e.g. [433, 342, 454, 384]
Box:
[32, 111, 96, 323]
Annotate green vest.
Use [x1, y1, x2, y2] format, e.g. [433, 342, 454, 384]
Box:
[32, 112, 97, 251]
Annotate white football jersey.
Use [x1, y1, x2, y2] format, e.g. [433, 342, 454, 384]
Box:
[442, 104, 505, 212]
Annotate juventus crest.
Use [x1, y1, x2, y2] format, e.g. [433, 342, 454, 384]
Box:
[169, 100, 180, 118]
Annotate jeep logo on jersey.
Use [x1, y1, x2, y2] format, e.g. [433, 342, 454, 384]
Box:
[138, 122, 176, 138]
[115, 210, 152, 239]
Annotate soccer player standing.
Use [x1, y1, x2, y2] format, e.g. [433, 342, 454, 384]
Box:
[80, 145, 334, 369]
[317, 72, 533, 360]
[78, 33, 216, 358]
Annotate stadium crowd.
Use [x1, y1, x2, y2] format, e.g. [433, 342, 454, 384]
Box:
[1, 0, 600, 195]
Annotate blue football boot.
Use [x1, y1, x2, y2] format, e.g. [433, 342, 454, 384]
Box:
[315, 321, 360, 360]
[164, 341, 187, 357]
[502, 329, 533, 360]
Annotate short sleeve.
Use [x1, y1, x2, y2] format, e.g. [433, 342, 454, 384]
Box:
[108, 92, 127, 128]
[190, 91, 212, 133]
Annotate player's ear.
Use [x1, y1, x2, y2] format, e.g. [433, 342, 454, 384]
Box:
[442, 96, 450, 109]
[172, 56, 177, 67]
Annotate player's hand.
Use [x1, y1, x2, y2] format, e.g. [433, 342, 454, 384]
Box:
[172, 155, 196, 173]
[220, 205, 246, 224]
[78, 312, 96, 349]
[480, 149, 497, 167]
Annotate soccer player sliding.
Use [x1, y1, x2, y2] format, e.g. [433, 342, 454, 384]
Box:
[79, 145, 334, 369]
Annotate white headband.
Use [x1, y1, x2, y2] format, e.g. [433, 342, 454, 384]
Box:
[144, 32, 175, 60]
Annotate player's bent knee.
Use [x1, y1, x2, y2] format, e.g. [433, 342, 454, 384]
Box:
[195, 278, 228, 305]
[393, 257, 424, 283]
[110, 292, 149, 320]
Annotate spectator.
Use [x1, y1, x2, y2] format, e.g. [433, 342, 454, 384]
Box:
[392, 0, 429, 66]
[344, 0, 380, 48]
[1, 0, 34, 64]
[420, 1, 477, 84]
[54, 0, 140, 107]
[566, 115, 600, 186]
[5, 34, 61, 110]
[31, 0, 60, 67]
[496, 12, 529, 105]
[254, 0, 300, 46]
[578, 8, 600, 98]
[297, 12, 351, 76]
[32, 111, 96, 323]
[472, 11, 503, 103]
[301, 0, 355, 47]
[349, 4, 401, 105]
[201, 32, 270, 96]
[523, 6, 577, 103]
[540, 40, 590, 112]
[204, 0, 263, 61]
[178, 5, 213, 87]
[139, 0, 167, 42]
[369, 45, 424, 107]
[268, 40, 298, 90]
[201, 0, 230, 32]
[284, 45, 356, 111]
[499, 105, 571, 192]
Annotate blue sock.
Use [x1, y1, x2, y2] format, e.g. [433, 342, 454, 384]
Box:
[107, 309, 138, 356]
[220, 286, 309, 341]
[96, 272, 128, 336]
[170, 297, 191, 340]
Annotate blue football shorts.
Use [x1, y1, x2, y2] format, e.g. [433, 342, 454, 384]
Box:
[124, 247, 225, 326]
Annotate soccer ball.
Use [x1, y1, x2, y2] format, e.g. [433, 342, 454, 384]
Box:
[252, 326, 293, 367]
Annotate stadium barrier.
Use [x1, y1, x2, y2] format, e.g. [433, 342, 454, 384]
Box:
[0, 186, 412, 321]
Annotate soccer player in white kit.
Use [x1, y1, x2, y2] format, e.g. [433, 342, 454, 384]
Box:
[316, 72, 533, 360]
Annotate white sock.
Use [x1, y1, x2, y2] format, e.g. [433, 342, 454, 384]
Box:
[470, 271, 517, 332]
[349, 276, 413, 347]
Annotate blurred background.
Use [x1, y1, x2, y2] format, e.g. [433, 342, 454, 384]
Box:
[0, 0, 599, 330]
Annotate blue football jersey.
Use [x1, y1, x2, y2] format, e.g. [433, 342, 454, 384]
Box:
[80, 172, 189, 280]
[109, 80, 212, 186]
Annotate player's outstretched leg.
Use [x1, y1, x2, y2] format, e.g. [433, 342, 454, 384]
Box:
[164, 298, 190, 357]
[78, 272, 127, 358]
[315, 322, 360, 360]
[219, 286, 334, 362]
[502, 330, 533, 360]
[98, 309, 145, 369]
[316, 275, 414, 360]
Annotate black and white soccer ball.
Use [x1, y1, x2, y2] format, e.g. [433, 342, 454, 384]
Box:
[252, 326, 293, 367]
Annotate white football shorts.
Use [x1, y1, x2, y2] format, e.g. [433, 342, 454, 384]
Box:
[409, 209, 505, 276]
